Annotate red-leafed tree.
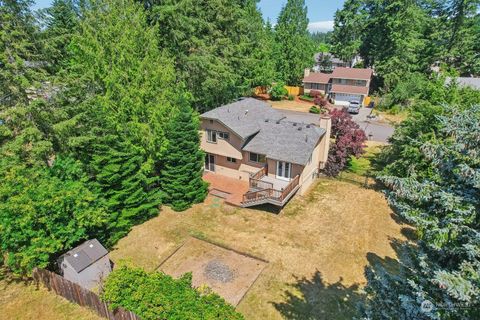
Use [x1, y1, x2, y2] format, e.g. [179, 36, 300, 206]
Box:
[314, 95, 328, 107]
[324, 108, 367, 176]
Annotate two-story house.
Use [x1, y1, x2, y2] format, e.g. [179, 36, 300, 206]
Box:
[303, 67, 373, 106]
[200, 98, 331, 208]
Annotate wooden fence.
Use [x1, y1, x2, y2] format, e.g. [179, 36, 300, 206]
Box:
[33, 268, 141, 320]
[284, 86, 304, 96]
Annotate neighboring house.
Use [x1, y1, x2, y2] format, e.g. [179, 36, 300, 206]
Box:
[303, 67, 373, 106]
[313, 52, 349, 72]
[200, 98, 331, 208]
[57, 239, 112, 290]
[313, 53, 363, 72]
[445, 77, 480, 91]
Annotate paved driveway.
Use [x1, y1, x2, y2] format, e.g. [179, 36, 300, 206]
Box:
[277, 107, 395, 143]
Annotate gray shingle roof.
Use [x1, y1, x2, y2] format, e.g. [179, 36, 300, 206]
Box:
[243, 120, 325, 165]
[62, 239, 108, 273]
[200, 98, 285, 139]
[201, 98, 326, 165]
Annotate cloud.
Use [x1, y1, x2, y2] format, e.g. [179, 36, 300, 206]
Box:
[308, 20, 334, 33]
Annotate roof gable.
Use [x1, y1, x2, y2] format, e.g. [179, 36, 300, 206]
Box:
[331, 67, 373, 80]
[303, 72, 331, 84]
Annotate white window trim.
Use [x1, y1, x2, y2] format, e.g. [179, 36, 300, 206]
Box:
[206, 129, 217, 143]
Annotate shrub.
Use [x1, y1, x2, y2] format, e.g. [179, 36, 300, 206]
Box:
[309, 90, 322, 98]
[269, 82, 288, 101]
[314, 96, 328, 107]
[299, 94, 314, 102]
[309, 106, 320, 114]
[102, 266, 244, 320]
[288, 94, 295, 101]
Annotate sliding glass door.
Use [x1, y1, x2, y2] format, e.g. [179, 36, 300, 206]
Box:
[205, 154, 215, 172]
[276, 161, 291, 181]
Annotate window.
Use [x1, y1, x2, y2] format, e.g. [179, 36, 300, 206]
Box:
[218, 132, 229, 140]
[249, 152, 266, 163]
[227, 157, 237, 163]
[355, 80, 365, 86]
[206, 129, 217, 143]
[340, 79, 347, 85]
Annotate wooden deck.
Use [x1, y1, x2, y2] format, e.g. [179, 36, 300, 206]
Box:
[203, 172, 250, 206]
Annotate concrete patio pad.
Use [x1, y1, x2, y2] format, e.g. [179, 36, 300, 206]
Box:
[158, 237, 268, 306]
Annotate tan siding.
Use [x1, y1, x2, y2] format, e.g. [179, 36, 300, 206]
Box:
[200, 119, 243, 159]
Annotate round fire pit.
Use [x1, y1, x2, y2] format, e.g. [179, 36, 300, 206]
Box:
[204, 259, 235, 283]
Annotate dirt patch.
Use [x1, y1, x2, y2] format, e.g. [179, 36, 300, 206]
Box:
[159, 237, 267, 306]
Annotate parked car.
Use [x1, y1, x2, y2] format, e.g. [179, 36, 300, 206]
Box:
[348, 101, 361, 114]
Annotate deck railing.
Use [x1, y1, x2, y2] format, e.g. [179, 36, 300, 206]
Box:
[280, 175, 300, 201]
[251, 166, 267, 180]
[250, 178, 274, 190]
[242, 175, 300, 205]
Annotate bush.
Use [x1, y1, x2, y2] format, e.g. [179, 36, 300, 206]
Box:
[102, 266, 244, 320]
[309, 106, 320, 114]
[347, 155, 371, 175]
[288, 94, 295, 101]
[269, 82, 288, 101]
[314, 96, 328, 107]
[309, 90, 322, 98]
[299, 94, 314, 102]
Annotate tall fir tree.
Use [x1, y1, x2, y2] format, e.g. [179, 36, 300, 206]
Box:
[0, 0, 43, 106]
[91, 137, 162, 244]
[274, 0, 314, 86]
[150, 0, 269, 111]
[331, 0, 364, 65]
[37, 0, 79, 74]
[160, 103, 208, 211]
[55, 0, 177, 241]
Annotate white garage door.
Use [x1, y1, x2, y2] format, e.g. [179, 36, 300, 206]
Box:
[334, 93, 362, 106]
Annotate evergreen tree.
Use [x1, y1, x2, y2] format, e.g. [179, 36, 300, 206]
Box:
[0, 0, 43, 106]
[38, 0, 79, 73]
[360, 0, 429, 89]
[56, 0, 177, 241]
[331, 0, 364, 64]
[91, 137, 162, 243]
[150, 0, 268, 111]
[364, 105, 480, 319]
[160, 103, 208, 211]
[275, 0, 314, 86]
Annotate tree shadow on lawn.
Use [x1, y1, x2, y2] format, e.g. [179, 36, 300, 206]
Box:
[272, 238, 408, 320]
[271, 271, 365, 320]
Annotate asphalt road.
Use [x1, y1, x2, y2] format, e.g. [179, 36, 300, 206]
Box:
[278, 107, 395, 143]
[349, 107, 395, 143]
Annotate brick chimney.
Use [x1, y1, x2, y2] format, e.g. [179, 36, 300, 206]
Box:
[304, 68, 311, 78]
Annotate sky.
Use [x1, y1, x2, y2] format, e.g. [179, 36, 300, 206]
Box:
[33, 0, 345, 32]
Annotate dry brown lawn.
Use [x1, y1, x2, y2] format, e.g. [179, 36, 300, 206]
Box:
[0, 280, 102, 320]
[268, 99, 313, 112]
[110, 177, 407, 320]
